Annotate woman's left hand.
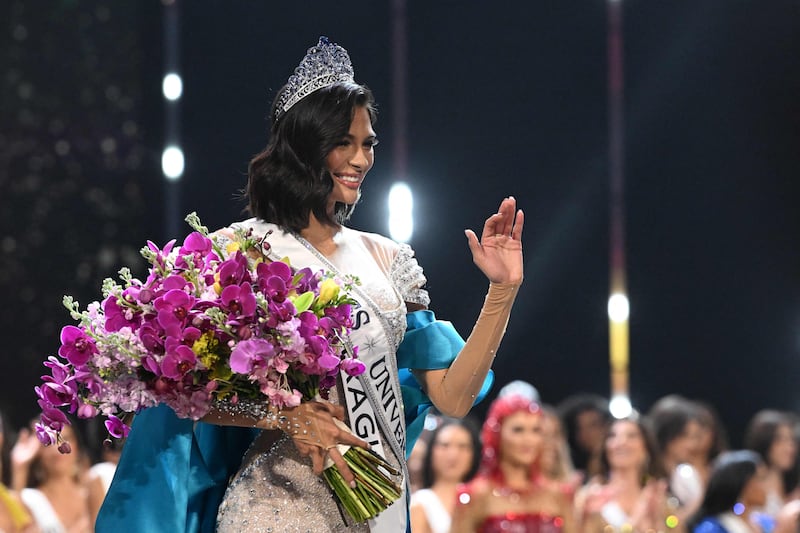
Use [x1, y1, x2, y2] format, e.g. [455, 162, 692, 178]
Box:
[465, 196, 524, 284]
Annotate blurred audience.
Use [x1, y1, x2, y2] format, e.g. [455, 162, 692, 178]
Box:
[0, 411, 34, 532]
[688, 450, 771, 533]
[540, 405, 581, 497]
[576, 415, 681, 532]
[744, 410, 799, 519]
[13, 423, 103, 533]
[558, 393, 611, 479]
[691, 401, 730, 487]
[648, 395, 706, 521]
[410, 416, 481, 533]
[451, 394, 574, 532]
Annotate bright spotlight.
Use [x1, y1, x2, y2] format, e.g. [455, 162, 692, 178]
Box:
[162, 73, 183, 101]
[162, 146, 184, 180]
[609, 394, 632, 419]
[388, 182, 413, 243]
[608, 293, 630, 323]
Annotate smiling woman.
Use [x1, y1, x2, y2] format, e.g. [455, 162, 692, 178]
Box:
[451, 394, 574, 532]
[95, 36, 524, 533]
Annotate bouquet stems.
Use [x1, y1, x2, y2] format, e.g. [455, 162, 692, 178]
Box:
[322, 446, 402, 522]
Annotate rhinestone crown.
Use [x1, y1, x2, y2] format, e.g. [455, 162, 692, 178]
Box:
[275, 36, 355, 120]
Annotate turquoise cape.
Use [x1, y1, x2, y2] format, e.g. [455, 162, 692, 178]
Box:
[95, 310, 492, 533]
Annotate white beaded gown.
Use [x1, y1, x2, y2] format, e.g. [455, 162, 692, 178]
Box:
[215, 221, 429, 533]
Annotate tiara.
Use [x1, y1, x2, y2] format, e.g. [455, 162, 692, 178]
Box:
[275, 36, 355, 120]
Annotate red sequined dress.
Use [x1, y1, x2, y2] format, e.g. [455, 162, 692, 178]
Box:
[479, 512, 564, 533]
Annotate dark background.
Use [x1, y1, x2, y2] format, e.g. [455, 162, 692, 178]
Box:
[1, 1, 798, 454]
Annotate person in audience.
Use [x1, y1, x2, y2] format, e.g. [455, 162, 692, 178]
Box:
[557, 393, 610, 478]
[0, 411, 34, 532]
[691, 401, 729, 487]
[576, 415, 682, 532]
[540, 405, 581, 496]
[744, 410, 799, 519]
[13, 422, 103, 533]
[410, 416, 481, 533]
[648, 395, 706, 521]
[451, 394, 574, 532]
[689, 450, 771, 533]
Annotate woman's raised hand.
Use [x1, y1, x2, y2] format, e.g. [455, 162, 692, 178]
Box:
[465, 196, 524, 284]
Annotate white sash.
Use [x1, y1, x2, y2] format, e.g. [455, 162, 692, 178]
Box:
[232, 220, 409, 532]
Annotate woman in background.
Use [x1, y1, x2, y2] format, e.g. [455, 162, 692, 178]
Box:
[451, 394, 574, 532]
[689, 450, 769, 533]
[744, 410, 799, 519]
[14, 423, 103, 533]
[576, 416, 680, 532]
[410, 417, 481, 533]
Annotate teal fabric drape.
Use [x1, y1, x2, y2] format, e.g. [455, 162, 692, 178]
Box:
[95, 406, 258, 533]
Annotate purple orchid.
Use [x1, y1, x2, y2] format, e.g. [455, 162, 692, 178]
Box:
[104, 414, 130, 439]
[154, 289, 196, 334]
[58, 326, 97, 366]
[217, 253, 248, 287]
[340, 357, 366, 377]
[103, 296, 140, 332]
[176, 231, 215, 270]
[35, 423, 57, 446]
[160, 345, 198, 380]
[221, 283, 257, 319]
[230, 338, 275, 374]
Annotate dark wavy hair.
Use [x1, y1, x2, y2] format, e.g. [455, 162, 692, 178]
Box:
[744, 409, 797, 493]
[688, 450, 762, 529]
[246, 82, 377, 233]
[421, 416, 481, 488]
[646, 394, 702, 454]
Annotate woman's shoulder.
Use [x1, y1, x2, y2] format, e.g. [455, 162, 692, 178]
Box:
[345, 227, 402, 255]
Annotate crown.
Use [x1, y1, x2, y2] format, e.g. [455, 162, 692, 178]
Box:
[275, 36, 355, 120]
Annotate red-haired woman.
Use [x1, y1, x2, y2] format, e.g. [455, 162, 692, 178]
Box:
[451, 394, 575, 532]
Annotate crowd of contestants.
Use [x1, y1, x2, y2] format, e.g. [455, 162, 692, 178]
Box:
[0, 387, 799, 532]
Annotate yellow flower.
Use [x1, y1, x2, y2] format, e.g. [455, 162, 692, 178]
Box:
[213, 272, 222, 295]
[226, 241, 240, 254]
[317, 278, 341, 305]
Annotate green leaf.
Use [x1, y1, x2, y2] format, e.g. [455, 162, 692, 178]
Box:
[292, 291, 314, 313]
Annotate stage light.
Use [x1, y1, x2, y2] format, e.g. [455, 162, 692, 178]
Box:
[162, 73, 183, 101]
[608, 292, 630, 323]
[609, 394, 633, 419]
[162, 146, 184, 180]
[388, 182, 413, 243]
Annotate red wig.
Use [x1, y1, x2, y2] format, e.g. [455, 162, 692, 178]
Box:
[478, 393, 542, 485]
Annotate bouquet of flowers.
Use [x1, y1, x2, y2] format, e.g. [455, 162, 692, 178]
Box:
[34, 213, 400, 522]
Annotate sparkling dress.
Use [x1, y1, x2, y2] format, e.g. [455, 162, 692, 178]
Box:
[216, 223, 427, 533]
[479, 513, 564, 533]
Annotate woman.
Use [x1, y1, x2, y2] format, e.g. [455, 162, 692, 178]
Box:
[576, 416, 681, 533]
[689, 450, 769, 533]
[98, 37, 523, 533]
[690, 401, 729, 488]
[743, 410, 799, 519]
[15, 424, 103, 533]
[648, 395, 706, 521]
[450, 394, 574, 532]
[410, 417, 481, 533]
[539, 405, 580, 497]
[0, 412, 34, 533]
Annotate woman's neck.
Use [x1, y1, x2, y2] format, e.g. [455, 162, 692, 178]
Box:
[299, 213, 340, 256]
[499, 461, 533, 491]
[608, 466, 642, 490]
